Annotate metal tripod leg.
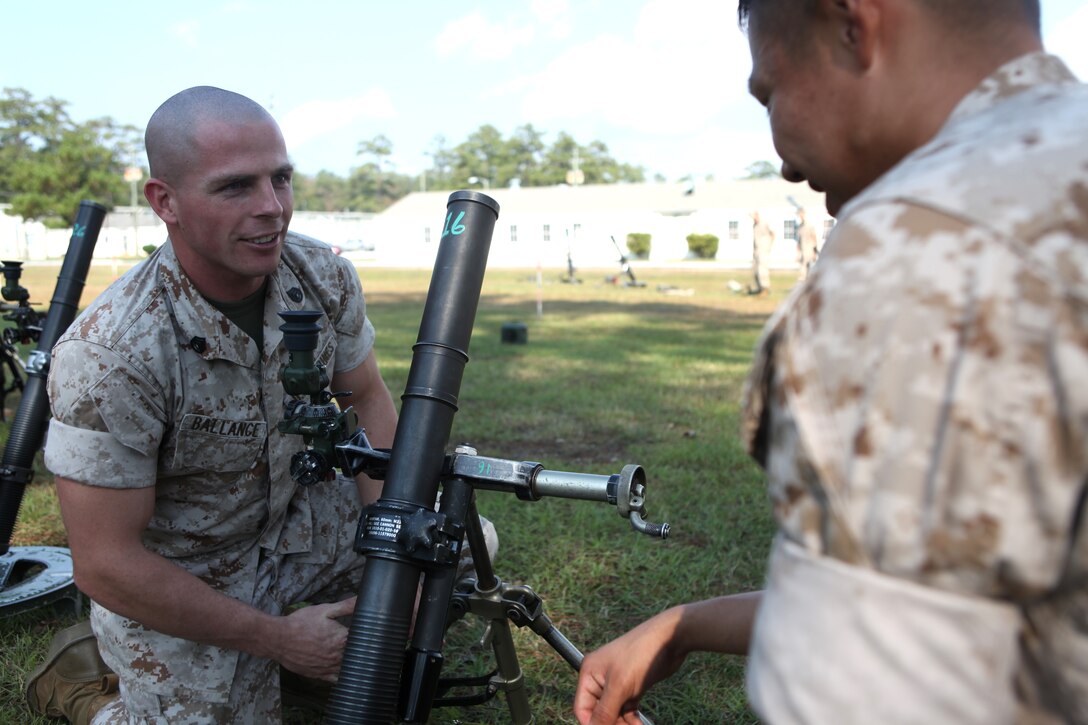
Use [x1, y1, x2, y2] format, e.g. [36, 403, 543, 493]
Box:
[452, 497, 533, 723]
[452, 505, 655, 725]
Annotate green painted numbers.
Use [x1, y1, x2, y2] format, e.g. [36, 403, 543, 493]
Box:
[441, 210, 466, 239]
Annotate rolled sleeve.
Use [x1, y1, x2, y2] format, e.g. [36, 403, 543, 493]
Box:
[44, 418, 157, 488]
[46, 340, 165, 488]
[330, 256, 375, 374]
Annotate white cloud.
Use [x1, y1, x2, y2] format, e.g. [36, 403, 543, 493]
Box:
[678, 127, 780, 179]
[532, 0, 568, 23]
[172, 20, 200, 48]
[279, 89, 398, 148]
[512, 0, 751, 136]
[1045, 5, 1088, 79]
[532, 0, 572, 40]
[435, 12, 536, 61]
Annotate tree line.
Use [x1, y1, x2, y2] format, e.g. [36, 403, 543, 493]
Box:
[0, 87, 651, 225]
[296, 126, 648, 213]
[0, 88, 141, 227]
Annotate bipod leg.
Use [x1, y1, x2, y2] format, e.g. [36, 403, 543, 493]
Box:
[399, 477, 473, 723]
[444, 501, 567, 724]
[450, 511, 657, 725]
[398, 477, 534, 724]
[459, 496, 534, 724]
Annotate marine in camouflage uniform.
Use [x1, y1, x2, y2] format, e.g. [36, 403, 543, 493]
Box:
[45, 233, 379, 722]
[750, 211, 775, 294]
[34, 86, 424, 724]
[742, 52, 1088, 724]
[794, 208, 819, 282]
[574, 3, 1087, 723]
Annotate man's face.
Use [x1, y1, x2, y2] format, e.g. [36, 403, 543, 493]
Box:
[164, 117, 293, 300]
[746, 14, 862, 217]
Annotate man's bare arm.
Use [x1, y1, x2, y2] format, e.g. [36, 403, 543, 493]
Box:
[56, 476, 353, 681]
[574, 591, 763, 725]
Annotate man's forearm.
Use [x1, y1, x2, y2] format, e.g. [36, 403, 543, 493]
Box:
[672, 590, 763, 657]
[76, 544, 283, 661]
[56, 476, 281, 659]
[574, 590, 763, 725]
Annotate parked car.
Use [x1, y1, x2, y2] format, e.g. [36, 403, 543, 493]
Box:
[339, 239, 375, 252]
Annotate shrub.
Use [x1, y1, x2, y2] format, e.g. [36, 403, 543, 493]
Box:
[686, 233, 719, 260]
[142, 244, 158, 256]
[625, 233, 651, 259]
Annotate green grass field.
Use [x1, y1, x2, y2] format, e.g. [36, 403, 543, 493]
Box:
[0, 262, 794, 724]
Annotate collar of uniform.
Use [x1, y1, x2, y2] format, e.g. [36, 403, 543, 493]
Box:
[261, 248, 311, 359]
[156, 240, 264, 367]
[946, 52, 1079, 125]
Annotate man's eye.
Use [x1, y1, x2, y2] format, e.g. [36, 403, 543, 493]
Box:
[274, 174, 292, 186]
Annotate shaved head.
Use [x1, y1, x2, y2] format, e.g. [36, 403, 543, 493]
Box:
[736, 0, 1040, 36]
[145, 86, 279, 184]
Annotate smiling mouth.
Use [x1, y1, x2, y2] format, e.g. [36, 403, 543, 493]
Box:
[244, 233, 279, 246]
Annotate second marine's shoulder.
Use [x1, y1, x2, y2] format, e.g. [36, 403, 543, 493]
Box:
[850, 79, 1088, 242]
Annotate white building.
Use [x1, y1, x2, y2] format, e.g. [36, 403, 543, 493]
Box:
[0, 204, 163, 261]
[0, 178, 831, 269]
[370, 178, 831, 269]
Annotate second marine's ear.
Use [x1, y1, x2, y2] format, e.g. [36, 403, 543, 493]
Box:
[818, 0, 882, 73]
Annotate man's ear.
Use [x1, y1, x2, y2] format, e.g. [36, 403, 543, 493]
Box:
[144, 178, 178, 225]
[822, 0, 880, 71]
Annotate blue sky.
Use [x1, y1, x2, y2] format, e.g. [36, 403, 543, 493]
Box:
[3, 0, 1086, 183]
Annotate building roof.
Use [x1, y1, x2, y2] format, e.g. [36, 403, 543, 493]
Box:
[381, 177, 828, 219]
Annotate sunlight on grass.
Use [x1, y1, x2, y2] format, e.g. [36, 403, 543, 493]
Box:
[0, 264, 794, 724]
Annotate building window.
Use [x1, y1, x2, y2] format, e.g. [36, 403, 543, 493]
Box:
[573, 223, 581, 237]
[543, 224, 550, 242]
[728, 221, 739, 240]
[424, 227, 431, 244]
[510, 225, 518, 243]
[783, 219, 798, 241]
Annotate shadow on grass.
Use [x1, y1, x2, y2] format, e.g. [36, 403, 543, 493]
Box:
[1, 268, 781, 724]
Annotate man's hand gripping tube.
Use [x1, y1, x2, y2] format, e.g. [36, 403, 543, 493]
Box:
[0, 200, 105, 554]
[324, 190, 499, 725]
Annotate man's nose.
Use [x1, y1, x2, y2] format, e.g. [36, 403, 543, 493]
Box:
[780, 161, 805, 183]
[255, 179, 284, 217]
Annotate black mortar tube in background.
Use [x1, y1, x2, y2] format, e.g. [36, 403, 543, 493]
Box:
[0, 200, 106, 554]
[324, 190, 499, 724]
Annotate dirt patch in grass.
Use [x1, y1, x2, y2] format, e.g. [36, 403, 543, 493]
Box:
[468, 427, 641, 470]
